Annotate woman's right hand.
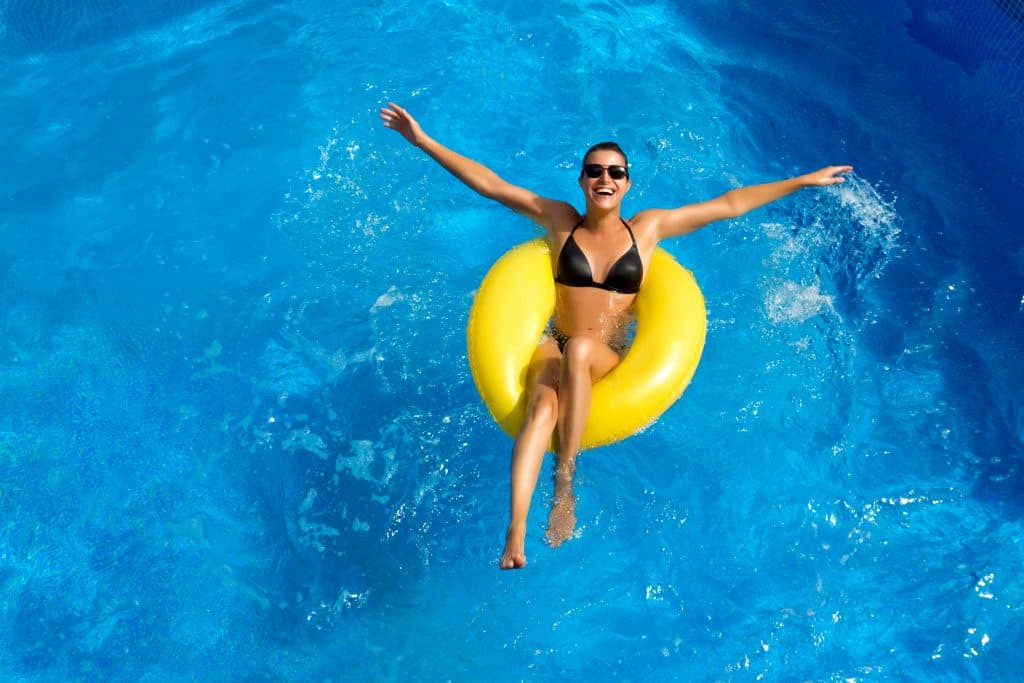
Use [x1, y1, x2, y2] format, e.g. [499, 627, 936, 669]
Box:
[380, 102, 425, 147]
[377, 101, 569, 227]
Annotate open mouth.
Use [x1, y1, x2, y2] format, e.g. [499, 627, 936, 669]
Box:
[595, 188, 615, 196]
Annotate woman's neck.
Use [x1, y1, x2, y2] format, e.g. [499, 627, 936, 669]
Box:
[582, 210, 623, 232]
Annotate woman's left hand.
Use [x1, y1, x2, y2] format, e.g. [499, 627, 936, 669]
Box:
[802, 166, 854, 186]
[380, 102, 427, 147]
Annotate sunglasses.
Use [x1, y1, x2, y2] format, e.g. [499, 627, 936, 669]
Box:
[582, 164, 629, 180]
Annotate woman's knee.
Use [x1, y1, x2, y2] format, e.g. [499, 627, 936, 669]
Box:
[561, 336, 598, 372]
[526, 386, 558, 428]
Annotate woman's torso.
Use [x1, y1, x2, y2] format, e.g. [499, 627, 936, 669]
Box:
[547, 211, 658, 345]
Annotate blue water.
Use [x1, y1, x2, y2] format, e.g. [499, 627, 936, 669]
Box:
[2, 0, 1023, 679]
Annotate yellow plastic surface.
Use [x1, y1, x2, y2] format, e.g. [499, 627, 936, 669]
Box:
[466, 239, 706, 448]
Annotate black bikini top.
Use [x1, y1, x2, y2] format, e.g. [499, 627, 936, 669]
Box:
[555, 218, 643, 294]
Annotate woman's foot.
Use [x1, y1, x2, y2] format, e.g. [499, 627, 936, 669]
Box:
[499, 522, 527, 569]
[545, 484, 577, 547]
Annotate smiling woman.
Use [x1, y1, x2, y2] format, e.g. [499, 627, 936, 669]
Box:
[379, 101, 850, 570]
[467, 237, 707, 448]
[4, 0, 1023, 675]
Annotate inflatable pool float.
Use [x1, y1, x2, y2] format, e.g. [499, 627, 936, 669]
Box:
[467, 239, 706, 448]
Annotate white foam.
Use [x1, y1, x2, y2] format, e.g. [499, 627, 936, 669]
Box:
[766, 280, 836, 324]
[337, 439, 398, 486]
[340, 440, 377, 482]
[371, 286, 401, 311]
[829, 173, 902, 276]
[762, 173, 901, 311]
[283, 428, 329, 460]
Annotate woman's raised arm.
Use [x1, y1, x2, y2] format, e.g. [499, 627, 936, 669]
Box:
[643, 166, 853, 239]
[380, 103, 571, 229]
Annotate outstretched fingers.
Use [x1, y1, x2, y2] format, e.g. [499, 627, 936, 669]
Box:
[379, 102, 423, 145]
[378, 102, 402, 128]
[807, 165, 854, 186]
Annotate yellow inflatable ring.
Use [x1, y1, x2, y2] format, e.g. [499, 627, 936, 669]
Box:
[467, 239, 706, 448]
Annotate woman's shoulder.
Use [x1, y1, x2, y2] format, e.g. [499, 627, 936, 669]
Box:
[546, 203, 583, 233]
[627, 209, 666, 243]
[629, 208, 667, 226]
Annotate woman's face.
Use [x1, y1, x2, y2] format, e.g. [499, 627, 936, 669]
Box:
[579, 149, 631, 210]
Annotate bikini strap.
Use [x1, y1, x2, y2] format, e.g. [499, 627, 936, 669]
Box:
[620, 217, 637, 245]
[572, 216, 633, 242]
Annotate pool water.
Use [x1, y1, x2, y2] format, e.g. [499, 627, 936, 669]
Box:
[2, 0, 1022, 679]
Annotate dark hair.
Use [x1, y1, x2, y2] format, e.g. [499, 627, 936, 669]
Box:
[581, 141, 629, 173]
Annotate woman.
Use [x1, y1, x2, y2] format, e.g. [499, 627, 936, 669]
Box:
[380, 102, 851, 569]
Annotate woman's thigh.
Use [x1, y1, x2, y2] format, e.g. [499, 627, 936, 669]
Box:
[527, 338, 562, 395]
[561, 335, 621, 382]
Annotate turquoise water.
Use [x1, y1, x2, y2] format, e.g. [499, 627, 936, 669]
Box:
[2, 0, 1022, 679]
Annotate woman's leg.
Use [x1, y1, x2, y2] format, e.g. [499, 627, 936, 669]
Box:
[500, 339, 561, 570]
[546, 335, 621, 546]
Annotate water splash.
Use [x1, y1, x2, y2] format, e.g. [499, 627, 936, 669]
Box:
[765, 280, 836, 324]
[830, 173, 900, 253]
[824, 172, 901, 286]
[765, 172, 901, 310]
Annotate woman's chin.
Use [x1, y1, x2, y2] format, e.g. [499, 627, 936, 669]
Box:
[587, 195, 619, 211]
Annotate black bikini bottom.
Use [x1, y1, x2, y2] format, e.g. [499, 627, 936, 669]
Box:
[546, 325, 571, 353]
[545, 325, 628, 354]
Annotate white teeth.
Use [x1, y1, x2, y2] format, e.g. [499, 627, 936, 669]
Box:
[596, 189, 614, 195]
